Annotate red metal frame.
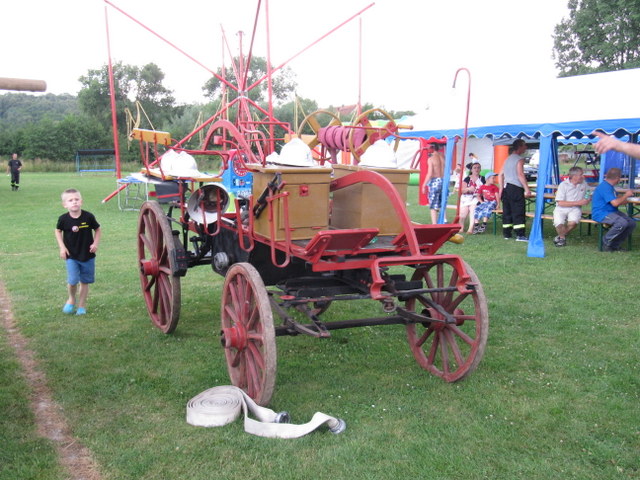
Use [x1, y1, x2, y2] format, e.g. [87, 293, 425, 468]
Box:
[105, 0, 474, 302]
[238, 168, 467, 300]
[103, 0, 374, 176]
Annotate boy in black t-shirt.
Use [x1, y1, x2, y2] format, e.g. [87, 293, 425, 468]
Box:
[54, 189, 101, 315]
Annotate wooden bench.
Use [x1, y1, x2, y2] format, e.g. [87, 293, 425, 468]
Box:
[523, 211, 629, 251]
[448, 206, 627, 251]
[578, 214, 598, 236]
[492, 209, 502, 234]
[525, 212, 553, 220]
[444, 205, 505, 234]
[524, 212, 596, 232]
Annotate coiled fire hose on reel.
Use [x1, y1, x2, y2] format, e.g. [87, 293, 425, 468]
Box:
[186, 386, 346, 438]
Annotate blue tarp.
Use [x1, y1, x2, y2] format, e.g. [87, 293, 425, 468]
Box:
[405, 117, 640, 143]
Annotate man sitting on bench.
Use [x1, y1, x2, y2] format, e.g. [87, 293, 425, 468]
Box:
[591, 167, 636, 252]
[552, 166, 590, 247]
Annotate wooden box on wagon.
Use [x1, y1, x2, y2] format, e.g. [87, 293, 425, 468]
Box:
[330, 164, 412, 235]
[251, 165, 332, 241]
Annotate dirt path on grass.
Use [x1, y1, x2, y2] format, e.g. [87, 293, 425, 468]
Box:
[0, 280, 103, 480]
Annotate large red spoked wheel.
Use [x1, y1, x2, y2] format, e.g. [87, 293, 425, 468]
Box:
[137, 201, 181, 334]
[220, 263, 277, 406]
[405, 260, 488, 382]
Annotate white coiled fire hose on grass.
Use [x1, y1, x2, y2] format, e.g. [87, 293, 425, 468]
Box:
[186, 386, 346, 438]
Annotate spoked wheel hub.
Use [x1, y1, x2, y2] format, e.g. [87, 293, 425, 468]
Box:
[220, 324, 248, 354]
[423, 306, 466, 328]
[140, 258, 160, 276]
[406, 260, 488, 382]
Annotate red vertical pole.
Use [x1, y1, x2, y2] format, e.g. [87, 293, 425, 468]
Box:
[104, 6, 121, 179]
[357, 17, 362, 116]
[265, 0, 275, 153]
[452, 68, 471, 224]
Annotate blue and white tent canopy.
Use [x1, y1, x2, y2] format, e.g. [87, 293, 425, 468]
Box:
[401, 68, 640, 258]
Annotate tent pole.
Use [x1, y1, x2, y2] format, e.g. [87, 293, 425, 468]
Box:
[451, 68, 471, 225]
[630, 133, 638, 188]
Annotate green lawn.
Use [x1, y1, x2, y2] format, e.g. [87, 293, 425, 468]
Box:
[0, 173, 638, 480]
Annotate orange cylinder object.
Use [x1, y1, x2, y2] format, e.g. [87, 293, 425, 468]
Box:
[0, 77, 47, 92]
[493, 145, 509, 174]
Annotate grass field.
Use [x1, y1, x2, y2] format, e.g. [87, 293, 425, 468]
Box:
[0, 173, 638, 480]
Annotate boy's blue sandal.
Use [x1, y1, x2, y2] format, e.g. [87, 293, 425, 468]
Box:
[63, 303, 75, 314]
[76, 307, 87, 316]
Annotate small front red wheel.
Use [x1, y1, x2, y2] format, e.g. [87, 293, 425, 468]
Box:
[220, 263, 276, 406]
[405, 260, 488, 382]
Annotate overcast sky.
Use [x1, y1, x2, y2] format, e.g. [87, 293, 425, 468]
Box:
[2, 0, 569, 112]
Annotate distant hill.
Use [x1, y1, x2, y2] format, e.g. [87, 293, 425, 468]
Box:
[0, 92, 79, 127]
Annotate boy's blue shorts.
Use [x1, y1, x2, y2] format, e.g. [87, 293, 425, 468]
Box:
[66, 258, 96, 285]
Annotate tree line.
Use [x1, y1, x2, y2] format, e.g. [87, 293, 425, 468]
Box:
[0, 58, 412, 164]
[0, 93, 109, 162]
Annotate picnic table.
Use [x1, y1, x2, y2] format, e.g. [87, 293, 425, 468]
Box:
[627, 195, 640, 219]
[527, 183, 639, 249]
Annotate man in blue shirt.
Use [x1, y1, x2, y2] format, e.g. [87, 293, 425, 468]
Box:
[591, 167, 635, 252]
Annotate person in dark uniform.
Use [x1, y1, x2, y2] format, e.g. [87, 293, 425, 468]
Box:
[7, 153, 22, 191]
[498, 139, 532, 241]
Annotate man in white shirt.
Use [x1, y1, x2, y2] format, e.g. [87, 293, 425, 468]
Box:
[552, 166, 590, 247]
